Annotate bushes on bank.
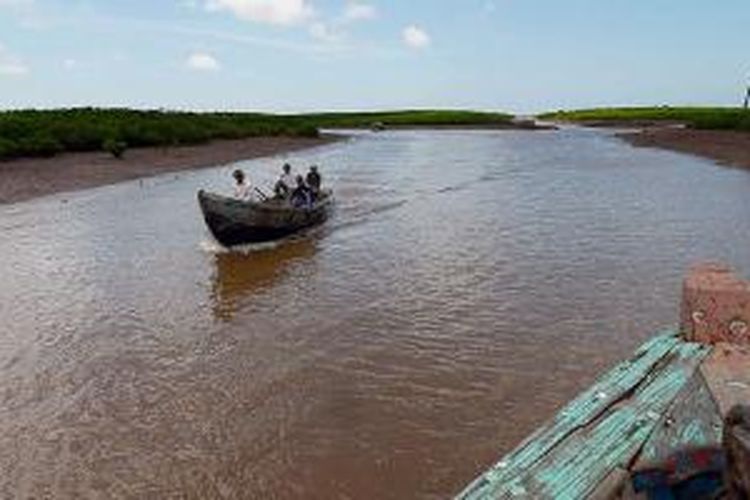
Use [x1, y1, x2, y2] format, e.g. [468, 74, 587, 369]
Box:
[103, 138, 128, 159]
[0, 108, 322, 160]
[0, 108, 510, 161]
[283, 110, 514, 128]
[540, 107, 750, 131]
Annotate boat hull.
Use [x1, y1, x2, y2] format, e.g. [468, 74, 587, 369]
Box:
[198, 190, 332, 246]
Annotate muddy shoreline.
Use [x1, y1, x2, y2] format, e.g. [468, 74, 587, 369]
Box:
[3, 125, 746, 205]
[0, 135, 341, 205]
[618, 128, 750, 170]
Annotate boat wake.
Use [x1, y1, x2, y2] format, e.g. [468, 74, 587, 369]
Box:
[199, 238, 283, 255]
[328, 199, 409, 232]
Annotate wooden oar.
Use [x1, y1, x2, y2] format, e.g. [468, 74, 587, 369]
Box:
[254, 187, 269, 201]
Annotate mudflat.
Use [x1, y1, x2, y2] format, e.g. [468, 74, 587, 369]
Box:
[0, 135, 339, 204]
[618, 128, 750, 170]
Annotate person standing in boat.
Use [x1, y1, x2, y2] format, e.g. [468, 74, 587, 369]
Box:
[290, 175, 313, 209]
[274, 163, 295, 198]
[232, 169, 259, 202]
[306, 165, 321, 199]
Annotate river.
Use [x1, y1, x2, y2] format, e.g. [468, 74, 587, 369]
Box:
[2, 128, 750, 498]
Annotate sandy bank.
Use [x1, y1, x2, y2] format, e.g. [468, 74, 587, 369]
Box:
[0, 135, 340, 205]
[618, 128, 750, 170]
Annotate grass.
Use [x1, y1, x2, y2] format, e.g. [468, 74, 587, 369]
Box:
[539, 107, 750, 131]
[286, 110, 514, 128]
[0, 108, 514, 161]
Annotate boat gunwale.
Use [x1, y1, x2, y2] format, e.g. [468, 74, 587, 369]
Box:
[198, 189, 333, 216]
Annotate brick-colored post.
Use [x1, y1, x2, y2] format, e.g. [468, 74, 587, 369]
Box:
[680, 263, 750, 345]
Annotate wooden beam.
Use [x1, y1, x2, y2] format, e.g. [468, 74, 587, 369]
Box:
[457, 332, 681, 499]
[456, 332, 710, 499]
[632, 372, 722, 468]
[724, 405, 750, 497]
[700, 343, 750, 417]
[588, 468, 629, 500]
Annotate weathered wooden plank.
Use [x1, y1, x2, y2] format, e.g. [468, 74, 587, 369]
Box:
[724, 405, 750, 497]
[457, 334, 711, 499]
[700, 343, 750, 417]
[456, 331, 690, 499]
[634, 371, 722, 467]
[518, 341, 708, 499]
[588, 467, 629, 500]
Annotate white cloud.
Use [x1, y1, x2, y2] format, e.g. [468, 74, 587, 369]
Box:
[343, 2, 376, 22]
[0, 43, 29, 76]
[308, 2, 375, 44]
[205, 0, 314, 26]
[0, 60, 28, 76]
[402, 25, 430, 50]
[309, 22, 338, 42]
[0, 0, 51, 31]
[0, 0, 34, 6]
[180, 0, 199, 9]
[186, 51, 221, 71]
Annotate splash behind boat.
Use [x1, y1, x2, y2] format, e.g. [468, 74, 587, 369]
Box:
[197, 189, 333, 246]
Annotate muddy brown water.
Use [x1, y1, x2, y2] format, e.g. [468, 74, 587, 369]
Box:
[2, 129, 750, 498]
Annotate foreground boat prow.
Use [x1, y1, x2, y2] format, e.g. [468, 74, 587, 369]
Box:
[458, 263, 750, 499]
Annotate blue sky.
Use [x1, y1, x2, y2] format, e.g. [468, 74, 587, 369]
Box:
[0, 0, 748, 113]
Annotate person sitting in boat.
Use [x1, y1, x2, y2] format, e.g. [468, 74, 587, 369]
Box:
[232, 169, 258, 202]
[274, 163, 295, 198]
[306, 165, 322, 198]
[290, 175, 313, 209]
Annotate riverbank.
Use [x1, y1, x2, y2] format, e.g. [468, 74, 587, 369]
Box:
[0, 135, 339, 204]
[0, 109, 517, 161]
[618, 128, 750, 169]
[540, 106, 750, 169]
[540, 107, 750, 131]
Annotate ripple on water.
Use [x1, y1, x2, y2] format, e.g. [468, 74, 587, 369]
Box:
[2, 129, 750, 498]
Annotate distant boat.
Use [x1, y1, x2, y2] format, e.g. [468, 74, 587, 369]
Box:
[197, 190, 333, 246]
[371, 121, 386, 132]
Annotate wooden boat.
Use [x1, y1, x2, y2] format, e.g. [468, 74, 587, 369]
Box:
[197, 189, 333, 246]
[457, 263, 750, 499]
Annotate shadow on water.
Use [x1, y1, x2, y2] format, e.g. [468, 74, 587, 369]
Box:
[209, 237, 318, 321]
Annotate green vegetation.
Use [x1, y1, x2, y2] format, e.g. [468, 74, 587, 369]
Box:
[103, 138, 128, 159]
[0, 108, 514, 161]
[286, 110, 514, 128]
[539, 107, 750, 131]
[0, 108, 320, 161]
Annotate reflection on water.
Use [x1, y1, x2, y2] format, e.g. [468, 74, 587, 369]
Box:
[2, 129, 750, 498]
[210, 238, 318, 321]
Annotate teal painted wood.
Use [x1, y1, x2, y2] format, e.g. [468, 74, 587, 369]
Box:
[458, 331, 680, 499]
[456, 331, 711, 500]
[525, 341, 709, 499]
[635, 371, 722, 466]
